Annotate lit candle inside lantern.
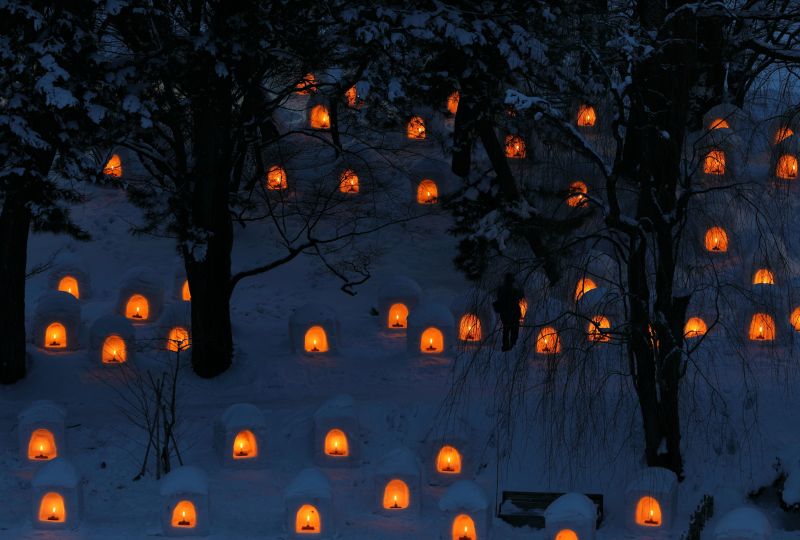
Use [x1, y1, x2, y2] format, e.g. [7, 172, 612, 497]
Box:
[445, 454, 453, 471]
[47, 506, 59, 521]
[237, 440, 248, 457]
[645, 507, 658, 524]
[391, 494, 400, 508]
[426, 337, 436, 351]
[133, 306, 142, 319]
[302, 512, 315, 531]
[542, 335, 550, 352]
[50, 332, 60, 346]
[332, 439, 341, 455]
[393, 312, 402, 327]
[311, 338, 319, 352]
[178, 510, 190, 526]
[459, 524, 472, 540]
[757, 324, 764, 339]
[37, 443, 47, 459]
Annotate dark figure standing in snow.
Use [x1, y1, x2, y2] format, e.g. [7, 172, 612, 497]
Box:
[494, 273, 524, 351]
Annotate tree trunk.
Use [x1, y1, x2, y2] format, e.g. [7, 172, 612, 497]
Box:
[0, 189, 32, 384]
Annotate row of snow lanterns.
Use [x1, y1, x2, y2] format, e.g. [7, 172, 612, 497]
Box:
[703, 117, 798, 179]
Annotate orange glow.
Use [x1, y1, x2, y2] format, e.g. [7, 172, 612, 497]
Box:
[38, 492, 66, 523]
[167, 327, 190, 352]
[447, 91, 460, 115]
[504, 135, 526, 158]
[57, 276, 79, 298]
[309, 104, 330, 129]
[776, 154, 798, 179]
[535, 326, 561, 354]
[304, 325, 329, 353]
[684, 317, 707, 338]
[704, 227, 728, 252]
[232, 429, 258, 459]
[383, 479, 410, 510]
[567, 181, 588, 207]
[417, 179, 438, 204]
[452, 514, 477, 540]
[103, 154, 123, 177]
[296, 504, 321, 534]
[28, 429, 57, 461]
[45, 323, 66, 349]
[458, 314, 482, 342]
[171, 500, 196, 528]
[792, 307, 800, 331]
[775, 126, 793, 144]
[324, 429, 349, 456]
[436, 445, 462, 474]
[407, 116, 426, 140]
[125, 294, 149, 320]
[266, 165, 288, 190]
[575, 277, 597, 300]
[587, 315, 610, 342]
[519, 298, 528, 322]
[295, 73, 317, 95]
[345, 86, 358, 107]
[101, 334, 127, 363]
[749, 313, 776, 341]
[420, 327, 444, 353]
[577, 105, 596, 127]
[753, 268, 775, 285]
[709, 118, 729, 130]
[181, 280, 191, 301]
[388, 303, 409, 329]
[703, 149, 725, 175]
[556, 530, 578, 540]
[635, 496, 662, 527]
[339, 169, 359, 193]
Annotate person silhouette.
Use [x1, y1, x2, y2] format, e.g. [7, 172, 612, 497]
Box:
[493, 273, 524, 351]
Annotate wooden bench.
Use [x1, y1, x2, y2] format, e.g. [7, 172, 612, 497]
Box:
[497, 491, 604, 529]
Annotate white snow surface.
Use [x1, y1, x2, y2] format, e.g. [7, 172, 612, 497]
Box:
[217, 403, 267, 430]
[438, 480, 489, 512]
[159, 466, 209, 496]
[544, 492, 597, 521]
[31, 458, 81, 488]
[375, 447, 421, 476]
[313, 394, 356, 420]
[284, 468, 332, 500]
[713, 507, 772, 540]
[18, 399, 66, 424]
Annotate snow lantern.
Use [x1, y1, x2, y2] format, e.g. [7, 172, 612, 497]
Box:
[702, 103, 747, 134]
[438, 480, 490, 540]
[88, 315, 136, 364]
[214, 403, 267, 469]
[47, 258, 91, 300]
[625, 467, 678, 532]
[285, 468, 333, 538]
[712, 506, 771, 540]
[173, 270, 191, 302]
[377, 275, 423, 330]
[545, 492, 597, 540]
[31, 292, 81, 351]
[683, 317, 708, 340]
[697, 128, 743, 181]
[295, 72, 318, 94]
[505, 134, 526, 159]
[103, 153, 123, 177]
[417, 178, 439, 204]
[407, 116, 426, 140]
[447, 91, 460, 115]
[426, 428, 470, 485]
[407, 303, 456, 356]
[575, 287, 620, 344]
[704, 226, 729, 253]
[267, 165, 288, 190]
[573, 276, 598, 301]
[19, 401, 66, 464]
[309, 103, 331, 130]
[339, 168, 360, 194]
[773, 124, 794, 146]
[313, 394, 358, 466]
[566, 181, 589, 208]
[576, 104, 597, 128]
[31, 458, 82, 530]
[450, 294, 495, 345]
[160, 466, 210, 537]
[159, 302, 192, 354]
[289, 303, 340, 355]
[115, 267, 166, 323]
[770, 134, 800, 181]
[373, 447, 422, 515]
[748, 312, 777, 342]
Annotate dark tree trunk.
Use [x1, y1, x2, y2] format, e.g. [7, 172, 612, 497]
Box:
[0, 189, 32, 384]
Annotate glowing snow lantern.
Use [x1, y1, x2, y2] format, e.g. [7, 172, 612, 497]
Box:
[704, 227, 728, 252]
[452, 514, 477, 540]
[90, 315, 136, 365]
[577, 105, 596, 127]
[636, 496, 662, 527]
[324, 429, 349, 457]
[421, 327, 444, 353]
[296, 72, 317, 94]
[290, 303, 339, 354]
[447, 91, 460, 115]
[567, 181, 588, 207]
[172, 501, 197, 528]
[160, 466, 209, 536]
[378, 276, 422, 330]
[407, 303, 455, 355]
[753, 268, 774, 285]
[504, 135, 526, 158]
[775, 126, 793, 144]
[102, 334, 127, 363]
[267, 165, 288, 190]
[625, 467, 677, 532]
[232, 430, 258, 459]
[45, 323, 67, 349]
[684, 317, 707, 339]
[544, 492, 597, 540]
[587, 316, 610, 342]
[749, 313, 775, 341]
[575, 277, 597, 300]
[304, 325, 329, 353]
[345, 86, 358, 107]
[339, 169, 359, 193]
[32, 459, 82, 530]
[215, 403, 267, 468]
[126, 294, 150, 321]
[536, 326, 561, 354]
[374, 447, 421, 514]
[791, 307, 800, 331]
[285, 469, 332, 538]
[440, 481, 489, 540]
[19, 401, 66, 464]
[314, 395, 358, 467]
[703, 149, 726, 175]
[103, 154, 123, 177]
[407, 116, 426, 140]
[57, 276, 80, 299]
[28, 429, 57, 461]
[383, 479, 410, 510]
[436, 446, 462, 474]
[388, 303, 409, 329]
[709, 118, 729, 130]
[776, 154, 798, 179]
[417, 179, 439, 204]
[181, 280, 191, 301]
[167, 326, 190, 352]
[519, 298, 528, 322]
[458, 314, 482, 342]
[296, 504, 321, 534]
[309, 104, 331, 129]
[555, 529, 578, 540]
[38, 492, 66, 523]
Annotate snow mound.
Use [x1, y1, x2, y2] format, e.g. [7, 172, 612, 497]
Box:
[19, 400, 66, 424]
[377, 275, 423, 303]
[375, 447, 421, 476]
[407, 302, 455, 329]
[313, 394, 356, 420]
[32, 458, 80, 488]
[159, 466, 209, 496]
[218, 403, 267, 430]
[545, 492, 596, 521]
[713, 507, 771, 540]
[438, 480, 489, 512]
[284, 468, 331, 500]
[626, 467, 678, 493]
[289, 303, 338, 326]
[33, 291, 81, 322]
